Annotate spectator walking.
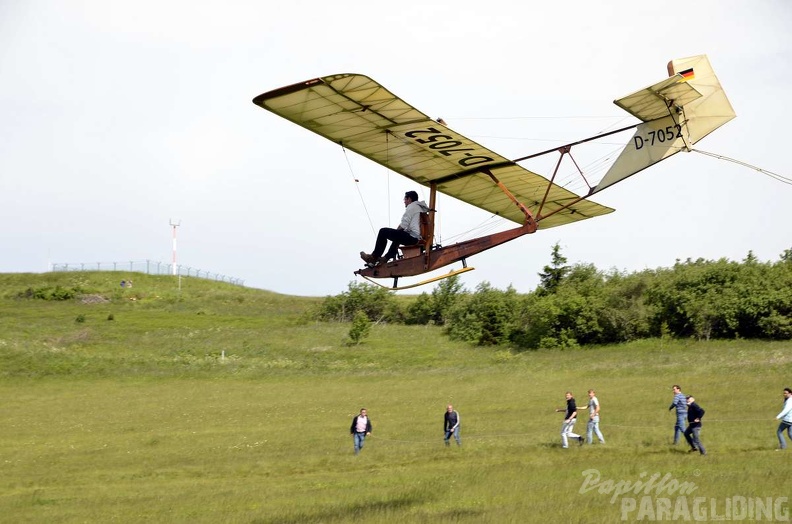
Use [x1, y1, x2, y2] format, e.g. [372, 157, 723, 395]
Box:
[444, 404, 461, 446]
[586, 389, 605, 445]
[775, 387, 792, 450]
[556, 392, 583, 448]
[684, 396, 706, 456]
[668, 385, 687, 445]
[350, 408, 372, 455]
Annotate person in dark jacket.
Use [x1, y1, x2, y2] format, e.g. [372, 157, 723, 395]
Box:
[444, 404, 461, 446]
[684, 396, 706, 455]
[556, 392, 583, 448]
[350, 408, 372, 455]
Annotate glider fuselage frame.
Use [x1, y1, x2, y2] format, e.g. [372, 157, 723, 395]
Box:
[354, 123, 638, 288]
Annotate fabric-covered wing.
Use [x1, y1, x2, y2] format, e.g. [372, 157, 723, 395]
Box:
[253, 74, 613, 228]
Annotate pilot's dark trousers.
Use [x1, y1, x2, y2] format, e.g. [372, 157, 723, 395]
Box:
[371, 227, 419, 260]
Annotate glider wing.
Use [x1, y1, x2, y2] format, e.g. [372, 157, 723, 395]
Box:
[253, 74, 613, 228]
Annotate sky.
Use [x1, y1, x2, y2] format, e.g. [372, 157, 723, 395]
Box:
[1, 0, 790, 296]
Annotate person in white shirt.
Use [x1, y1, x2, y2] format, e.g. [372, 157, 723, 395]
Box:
[776, 388, 792, 450]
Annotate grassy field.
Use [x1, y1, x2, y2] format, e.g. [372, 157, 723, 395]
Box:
[1, 272, 790, 523]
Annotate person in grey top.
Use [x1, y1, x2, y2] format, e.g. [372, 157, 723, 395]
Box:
[668, 385, 687, 445]
[360, 190, 430, 266]
[586, 389, 605, 445]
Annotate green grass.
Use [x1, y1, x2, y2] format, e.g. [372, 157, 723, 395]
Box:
[1, 272, 790, 523]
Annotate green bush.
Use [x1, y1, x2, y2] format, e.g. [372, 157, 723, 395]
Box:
[405, 275, 465, 325]
[446, 282, 518, 346]
[18, 285, 81, 301]
[316, 246, 792, 347]
[348, 310, 372, 345]
[644, 255, 792, 340]
[316, 282, 401, 323]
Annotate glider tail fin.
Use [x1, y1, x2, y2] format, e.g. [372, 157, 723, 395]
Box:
[593, 55, 736, 194]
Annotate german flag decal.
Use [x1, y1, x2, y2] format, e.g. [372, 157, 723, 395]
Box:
[678, 68, 695, 81]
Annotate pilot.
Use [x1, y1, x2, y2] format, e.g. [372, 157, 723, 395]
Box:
[360, 190, 429, 266]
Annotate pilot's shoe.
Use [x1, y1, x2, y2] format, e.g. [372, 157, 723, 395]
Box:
[360, 252, 376, 264]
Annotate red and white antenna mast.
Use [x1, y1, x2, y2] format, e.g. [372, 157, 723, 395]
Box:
[169, 219, 181, 275]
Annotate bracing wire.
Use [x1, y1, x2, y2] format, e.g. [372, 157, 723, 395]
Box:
[463, 115, 640, 194]
[341, 146, 376, 234]
[442, 214, 508, 244]
[691, 149, 792, 186]
[386, 132, 391, 226]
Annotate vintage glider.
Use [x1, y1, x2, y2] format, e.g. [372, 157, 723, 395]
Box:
[253, 55, 735, 289]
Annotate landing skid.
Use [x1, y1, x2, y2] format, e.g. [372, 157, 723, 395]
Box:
[360, 266, 475, 291]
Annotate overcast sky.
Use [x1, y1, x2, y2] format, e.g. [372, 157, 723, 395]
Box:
[2, 1, 790, 296]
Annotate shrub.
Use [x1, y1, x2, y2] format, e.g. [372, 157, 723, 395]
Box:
[18, 285, 81, 301]
[348, 310, 372, 345]
[404, 275, 465, 325]
[316, 282, 401, 323]
[446, 282, 518, 346]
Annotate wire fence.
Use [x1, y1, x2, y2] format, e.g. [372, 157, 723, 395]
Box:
[50, 260, 245, 286]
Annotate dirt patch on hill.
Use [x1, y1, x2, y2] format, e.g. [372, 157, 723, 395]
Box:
[79, 294, 110, 304]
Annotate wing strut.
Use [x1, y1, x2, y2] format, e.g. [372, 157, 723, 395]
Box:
[423, 182, 438, 270]
[511, 124, 639, 223]
[482, 168, 536, 226]
[512, 124, 639, 163]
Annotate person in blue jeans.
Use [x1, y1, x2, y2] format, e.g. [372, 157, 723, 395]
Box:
[776, 387, 792, 450]
[350, 408, 372, 455]
[444, 404, 461, 446]
[586, 389, 605, 445]
[669, 385, 688, 445]
[684, 396, 706, 455]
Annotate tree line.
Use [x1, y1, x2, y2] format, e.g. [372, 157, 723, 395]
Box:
[314, 244, 792, 349]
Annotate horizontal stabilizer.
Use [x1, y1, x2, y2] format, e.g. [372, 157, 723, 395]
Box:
[594, 55, 735, 193]
[614, 76, 702, 122]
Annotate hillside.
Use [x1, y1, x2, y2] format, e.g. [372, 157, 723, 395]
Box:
[0, 271, 487, 379]
[1, 271, 791, 523]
